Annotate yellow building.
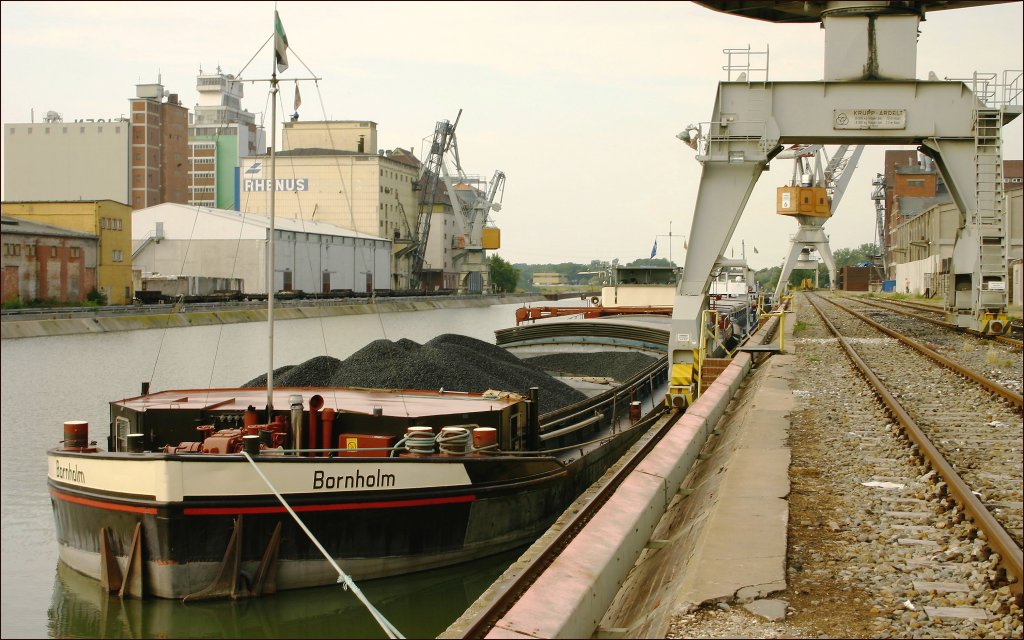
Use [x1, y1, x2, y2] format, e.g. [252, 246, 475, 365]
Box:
[0, 200, 133, 304]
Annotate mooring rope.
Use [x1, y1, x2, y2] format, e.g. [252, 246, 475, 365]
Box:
[241, 451, 404, 639]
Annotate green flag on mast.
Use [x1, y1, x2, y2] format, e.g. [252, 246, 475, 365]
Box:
[274, 11, 289, 73]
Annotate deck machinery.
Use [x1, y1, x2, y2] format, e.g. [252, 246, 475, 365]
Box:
[667, 0, 1021, 409]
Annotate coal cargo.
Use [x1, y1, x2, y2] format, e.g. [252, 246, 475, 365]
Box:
[241, 334, 591, 414]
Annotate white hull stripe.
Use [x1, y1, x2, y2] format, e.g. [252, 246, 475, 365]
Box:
[49, 455, 471, 502]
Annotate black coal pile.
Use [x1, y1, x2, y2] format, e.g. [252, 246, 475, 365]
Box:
[241, 334, 585, 414]
[521, 352, 658, 382]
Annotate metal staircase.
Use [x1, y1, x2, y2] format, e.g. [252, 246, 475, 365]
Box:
[974, 107, 1006, 313]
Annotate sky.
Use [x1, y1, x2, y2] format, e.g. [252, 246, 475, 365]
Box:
[2, 1, 1022, 271]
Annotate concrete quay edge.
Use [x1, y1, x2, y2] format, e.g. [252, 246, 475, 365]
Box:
[475, 311, 795, 639]
[0, 294, 545, 339]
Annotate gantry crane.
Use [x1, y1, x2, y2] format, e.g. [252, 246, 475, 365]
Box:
[666, 2, 1019, 410]
[773, 144, 864, 300]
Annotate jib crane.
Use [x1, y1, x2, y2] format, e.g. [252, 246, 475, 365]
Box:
[773, 143, 864, 300]
[405, 116, 459, 290]
[408, 109, 506, 293]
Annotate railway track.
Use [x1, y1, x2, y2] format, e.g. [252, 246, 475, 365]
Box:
[449, 297, 1022, 637]
[840, 294, 1024, 349]
[831, 292, 1024, 395]
[832, 295, 1023, 399]
[806, 293, 1023, 582]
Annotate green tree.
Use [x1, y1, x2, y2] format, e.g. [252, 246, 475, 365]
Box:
[490, 254, 521, 293]
[625, 257, 676, 268]
[833, 243, 880, 269]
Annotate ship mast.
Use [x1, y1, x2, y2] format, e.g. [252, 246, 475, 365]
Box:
[266, 57, 278, 419]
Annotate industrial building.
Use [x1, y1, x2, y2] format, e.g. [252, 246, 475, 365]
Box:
[888, 166, 1022, 305]
[4, 113, 130, 204]
[132, 203, 390, 296]
[0, 200, 133, 304]
[239, 121, 437, 290]
[130, 80, 189, 209]
[0, 215, 99, 304]
[188, 68, 266, 210]
[3, 78, 190, 212]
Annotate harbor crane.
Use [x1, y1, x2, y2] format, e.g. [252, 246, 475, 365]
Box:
[668, 1, 1020, 410]
[405, 110, 505, 293]
[403, 116, 458, 290]
[773, 143, 864, 300]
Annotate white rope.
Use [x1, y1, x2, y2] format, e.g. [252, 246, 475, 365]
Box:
[241, 451, 404, 639]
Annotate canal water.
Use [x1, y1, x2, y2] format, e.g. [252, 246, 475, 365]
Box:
[0, 300, 565, 638]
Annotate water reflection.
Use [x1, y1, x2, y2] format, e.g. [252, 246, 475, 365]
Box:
[48, 547, 522, 639]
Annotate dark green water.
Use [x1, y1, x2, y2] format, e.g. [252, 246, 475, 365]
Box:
[47, 549, 522, 639]
[3, 302, 555, 638]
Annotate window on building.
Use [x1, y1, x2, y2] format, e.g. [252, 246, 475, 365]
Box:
[51, 247, 57, 257]
[112, 249, 123, 262]
[907, 179, 925, 187]
[71, 247, 80, 258]
[26, 244, 36, 257]
[282, 270, 293, 292]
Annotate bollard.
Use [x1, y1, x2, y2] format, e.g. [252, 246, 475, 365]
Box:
[126, 433, 145, 453]
[243, 434, 260, 456]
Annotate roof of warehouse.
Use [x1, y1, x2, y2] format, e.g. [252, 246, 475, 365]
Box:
[132, 203, 387, 242]
[0, 215, 99, 239]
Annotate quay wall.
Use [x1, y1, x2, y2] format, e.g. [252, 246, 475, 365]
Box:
[1, 294, 547, 340]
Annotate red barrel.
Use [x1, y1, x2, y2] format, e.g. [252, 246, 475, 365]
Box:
[63, 421, 88, 450]
[629, 401, 642, 423]
[472, 427, 497, 450]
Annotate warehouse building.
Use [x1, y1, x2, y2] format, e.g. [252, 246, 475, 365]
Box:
[132, 203, 390, 295]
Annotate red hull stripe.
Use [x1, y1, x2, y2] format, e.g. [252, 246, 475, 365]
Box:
[50, 489, 159, 515]
[183, 494, 476, 516]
